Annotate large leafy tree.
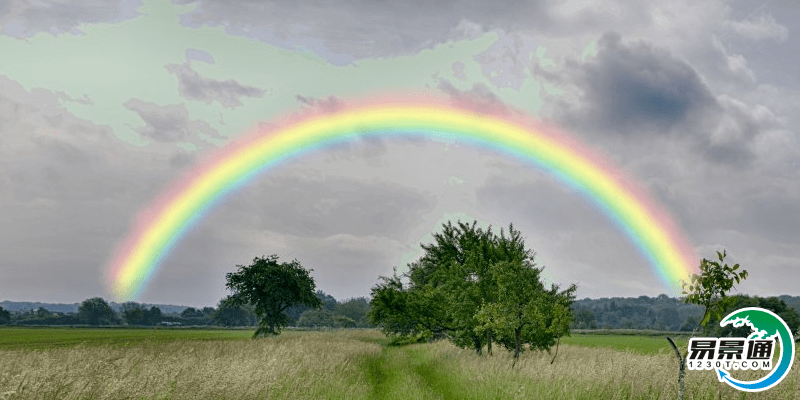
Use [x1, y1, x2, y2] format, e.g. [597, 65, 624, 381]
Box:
[474, 227, 576, 363]
[369, 220, 576, 358]
[225, 255, 321, 337]
[369, 221, 496, 350]
[78, 297, 120, 326]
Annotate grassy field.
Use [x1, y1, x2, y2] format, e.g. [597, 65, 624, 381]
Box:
[0, 327, 796, 399]
[0, 326, 256, 350]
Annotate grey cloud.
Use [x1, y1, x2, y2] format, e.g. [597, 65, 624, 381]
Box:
[174, 0, 552, 63]
[559, 31, 718, 137]
[437, 80, 521, 117]
[124, 98, 223, 143]
[169, 151, 195, 168]
[185, 48, 215, 64]
[209, 174, 437, 241]
[165, 63, 266, 108]
[295, 95, 343, 113]
[476, 171, 610, 233]
[0, 76, 188, 303]
[0, 0, 141, 38]
[724, 14, 788, 42]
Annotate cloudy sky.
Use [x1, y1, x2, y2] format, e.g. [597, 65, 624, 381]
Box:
[1, 0, 798, 308]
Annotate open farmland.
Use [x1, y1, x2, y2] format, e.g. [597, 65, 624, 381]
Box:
[0, 328, 796, 399]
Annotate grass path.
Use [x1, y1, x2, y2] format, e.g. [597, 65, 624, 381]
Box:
[361, 344, 509, 400]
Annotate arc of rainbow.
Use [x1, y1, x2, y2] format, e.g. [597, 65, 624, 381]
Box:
[107, 98, 699, 301]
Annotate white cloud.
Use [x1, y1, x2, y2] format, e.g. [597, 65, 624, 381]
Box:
[724, 14, 789, 41]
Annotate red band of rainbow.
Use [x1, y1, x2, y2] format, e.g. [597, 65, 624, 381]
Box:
[106, 95, 699, 301]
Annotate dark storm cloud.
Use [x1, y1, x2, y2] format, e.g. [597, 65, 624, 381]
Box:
[124, 98, 223, 143]
[559, 31, 718, 137]
[165, 63, 266, 108]
[0, 0, 141, 37]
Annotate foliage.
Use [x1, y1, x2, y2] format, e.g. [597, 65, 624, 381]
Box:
[571, 295, 704, 331]
[680, 250, 748, 330]
[336, 297, 371, 327]
[572, 307, 598, 329]
[121, 303, 165, 326]
[0, 307, 9, 325]
[225, 254, 321, 337]
[296, 309, 335, 328]
[78, 297, 120, 326]
[707, 295, 800, 337]
[212, 296, 257, 327]
[369, 220, 577, 358]
[670, 249, 748, 400]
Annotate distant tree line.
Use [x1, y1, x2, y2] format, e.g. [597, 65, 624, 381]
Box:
[0, 291, 372, 329]
[571, 294, 800, 334]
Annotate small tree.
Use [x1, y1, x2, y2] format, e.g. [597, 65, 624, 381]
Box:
[0, 306, 10, 325]
[296, 309, 335, 328]
[225, 255, 322, 337]
[475, 260, 576, 365]
[78, 297, 120, 326]
[667, 250, 748, 400]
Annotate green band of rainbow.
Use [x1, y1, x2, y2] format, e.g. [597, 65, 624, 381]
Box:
[106, 96, 699, 300]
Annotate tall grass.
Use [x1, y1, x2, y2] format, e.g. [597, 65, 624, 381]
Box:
[0, 329, 796, 399]
[404, 340, 799, 400]
[0, 331, 381, 399]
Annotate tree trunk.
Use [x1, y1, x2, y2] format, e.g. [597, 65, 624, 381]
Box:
[487, 330, 492, 356]
[512, 328, 522, 368]
[550, 337, 560, 364]
[666, 337, 685, 400]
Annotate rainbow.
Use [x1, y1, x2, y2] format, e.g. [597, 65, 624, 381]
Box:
[106, 94, 699, 301]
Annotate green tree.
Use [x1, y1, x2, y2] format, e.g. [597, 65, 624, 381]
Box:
[572, 308, 597, 329]
[369, 220, 576, 358]
[0, 306, 10, 325]
[296, 309, 335, 328]
[667, 250, 748, 400]
[180, 307, 203, 319]
[78, 297, 120, 326]
[333, 315, 357, 328]
[213, 297, 257, 327]
[681, 250, 748, 331]
[336, 297, 371, 327]
[145, 306, 162, 325]
[225, 255, 321, 337]
[123, 307, 147, 325]
[317, 291, 338, 312]
[368, 271, 451, 340]
[474, 253, 576, 363]
[710, 295, 800, 337]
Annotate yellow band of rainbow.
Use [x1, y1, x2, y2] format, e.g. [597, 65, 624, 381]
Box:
[107, 96, 699, 301]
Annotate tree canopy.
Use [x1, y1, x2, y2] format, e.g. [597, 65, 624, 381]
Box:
[225, 255, 322, 337]
[78, 297, 119, 326]
[369, 220, 576, 360]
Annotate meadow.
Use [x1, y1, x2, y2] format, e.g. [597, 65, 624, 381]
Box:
[0, 327, 796, 399]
